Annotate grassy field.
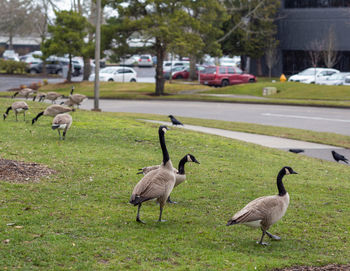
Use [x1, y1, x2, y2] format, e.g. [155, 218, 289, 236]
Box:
[0, 98, 349, 270]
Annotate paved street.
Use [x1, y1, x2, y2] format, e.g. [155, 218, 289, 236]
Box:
[78, 99, 350, 136]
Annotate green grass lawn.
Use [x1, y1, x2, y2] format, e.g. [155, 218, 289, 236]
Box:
[0, 98, 349, 270]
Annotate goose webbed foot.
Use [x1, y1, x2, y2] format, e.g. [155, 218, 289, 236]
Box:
[158, 219, 167, 222]
[136, 217, 146, 224]
[256, 241, 269, 246]
[266, 231, 281, 241]
[167, 197, 177, 204]
[257, 229, 269, 245]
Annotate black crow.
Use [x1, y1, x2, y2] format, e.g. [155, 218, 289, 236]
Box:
[168, 115, 184, 126]
[331, 150, 349, 164]
[289, 149, 304, 154]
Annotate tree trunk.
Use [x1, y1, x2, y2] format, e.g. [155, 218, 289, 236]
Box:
[155, 38, 165, 96]
[67, 53, 72, 82]
[256, 57, 263, 76]
[9, 33, 13, 50]
[83, 57, 91, 81]
[189, 55, 197, 81]
[240, 55, 246, 72]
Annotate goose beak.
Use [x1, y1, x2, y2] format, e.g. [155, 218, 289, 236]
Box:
[194, 159, 200, 164]
[291, 170, 298, 174]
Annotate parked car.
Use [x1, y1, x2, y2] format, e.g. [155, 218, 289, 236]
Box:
[288, 68, 339, 84]
[138, 54, 153, 67]
[27, 57, 81, 76]
[163, 60, 189, 70]
[88, 66, 137, 82]
[120, 55, 140, 66]
[171, 65, 206, 80]
[219, 56, 240, 67]
[2, 50, 19, 61]
[200, 66, 256, 87]
[163, 66, 187, 80]
[317, 72, 350, 85]
[343, 75, 350, 86]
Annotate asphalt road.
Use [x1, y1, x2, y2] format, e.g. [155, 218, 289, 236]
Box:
[79, 99, 350, 137]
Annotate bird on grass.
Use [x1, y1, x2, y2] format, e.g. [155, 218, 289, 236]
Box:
[130, 126, 176, 223]
[12, 88, 36, 99]
[168, 115, 184, 126]
[61, 86, 87, 108]
[227, 166, 298, 246]
[51, 113, 73, 140]
[137, 154, 200, 203]
[3, 101, 29, 121]
[32, 105, 74, 125]
[331, 151, 348, 164]
[289, 149, 304, 154]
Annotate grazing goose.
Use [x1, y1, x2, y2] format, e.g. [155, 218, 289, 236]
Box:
[289, 149, 304, 154]
[12, 88, 36, 99]
[138, 154, 200, 203]
[51, 113, 73, 140]
[331, 150, 348, 164]
[45, 92, 64, 104]
[3, 101, 29, 121]
[32, 105, 74, 125]
[168, 115, 184, 126]
[32, 92, 47, 102]
[130, 125, 176, 223]
[226, 166, 298, 245]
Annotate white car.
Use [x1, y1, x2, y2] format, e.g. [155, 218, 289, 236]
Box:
[138, 54, 153, 67]
[163, 60, 189, 70]
[219, 56, 240, 67]
[343, 75, 350, 86]
[317, 72, 350, 85]
[89, 66, 137, 82]
[288, 68, 339, 84]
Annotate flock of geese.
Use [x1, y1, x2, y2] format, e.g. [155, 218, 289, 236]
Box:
[2, 88, 348, 246]
[3, 86, 87, 140]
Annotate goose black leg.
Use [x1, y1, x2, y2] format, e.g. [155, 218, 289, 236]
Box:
[15, 113, 18, 122]
[63, 131, 66, 140]
[23, 112, 26, 121]
[58, 130, 62, 140]
[167, 196, 177, 204]
[257, 229, 268, 245]
[158, 205, 166, 222]
[136, 203, 145, 224]
[266, 231, 281, 241]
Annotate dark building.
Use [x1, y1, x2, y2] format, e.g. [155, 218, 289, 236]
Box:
[251, 0, 350, 76]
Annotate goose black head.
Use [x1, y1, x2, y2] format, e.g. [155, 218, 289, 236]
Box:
[70, 86, 75, 95]
[282, 166, 298, 175]
[168, 115, 174, 118]
[186, 154, 200, 164]
[159, 125, 169, 134]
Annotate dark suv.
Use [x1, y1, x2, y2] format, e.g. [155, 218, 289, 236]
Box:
[27, 59, 81, 76]
[200, 66, 256, 87]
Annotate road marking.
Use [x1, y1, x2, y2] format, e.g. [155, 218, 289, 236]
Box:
[262, 113, 350, 123]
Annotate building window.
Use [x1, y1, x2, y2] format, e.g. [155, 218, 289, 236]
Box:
[285, 0, 350, 8]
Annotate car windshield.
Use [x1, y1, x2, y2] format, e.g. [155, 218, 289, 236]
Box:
[298, 68, 318, 75]
[235, 67, 243, 74]
[203, 67, 217, 74]
[100, 68, 118, 74]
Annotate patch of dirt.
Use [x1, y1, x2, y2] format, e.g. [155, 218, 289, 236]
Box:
[273, 264, 350, 271]
[0, 158, 55, 183]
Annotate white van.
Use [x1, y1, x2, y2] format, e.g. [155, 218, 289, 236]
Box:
[163, 60, 189, 71]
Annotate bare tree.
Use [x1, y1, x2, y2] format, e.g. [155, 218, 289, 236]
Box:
[323, 26, 339, 68]
[308, 39, 324, 83]
[265, 39, 279, 78]
[0, 0, 33, 49]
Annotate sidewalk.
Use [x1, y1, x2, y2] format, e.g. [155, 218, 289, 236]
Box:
[141, 119, 349, 165]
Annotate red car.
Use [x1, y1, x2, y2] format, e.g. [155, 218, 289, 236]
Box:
[199, 66, 256, 87]
[172, 66, 206, 80]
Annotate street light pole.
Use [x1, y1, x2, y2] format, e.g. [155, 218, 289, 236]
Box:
[93, 0, 101, 112]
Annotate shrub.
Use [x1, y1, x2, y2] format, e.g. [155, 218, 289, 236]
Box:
[43, 79, 48, 85]
[0, 59, 27, 74]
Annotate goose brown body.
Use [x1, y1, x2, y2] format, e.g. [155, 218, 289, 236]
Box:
[45, 92, 64, 103]
[130, 126, 176, 223]
[227, 166, 297, 245]
[3, 101, 29, 121]
[32, 105, 74, 125]
[51, 113, 73, 140]
[12, 88, 36, 99]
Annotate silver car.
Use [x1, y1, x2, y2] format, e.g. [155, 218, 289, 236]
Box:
[317, 72, 350, 85]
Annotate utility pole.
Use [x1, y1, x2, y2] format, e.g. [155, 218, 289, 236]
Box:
[93, 0, 101, 111]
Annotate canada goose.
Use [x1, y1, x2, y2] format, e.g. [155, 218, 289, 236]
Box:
[331, 151, 348, 164]
[3, 101, 29, 121]
[226, 166, 298, 245]
[12, 88, 36, 99]
[130, 125, 176, 223]
[138, 154, 200, 203]
[62, 86, 87, 108]
[32, 92, 47, 102]
[168, 115, 184, 126]
[45, 92, 64, 104]
[32, 105, 74, 125]
[289, 149, 304, 154]
[51, 113, 73, 140]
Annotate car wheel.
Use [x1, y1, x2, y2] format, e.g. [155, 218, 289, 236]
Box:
[30, 69, 37, 74]
[130, 78, 136, 82]
[249, 78, 255, 83]
[57, 70, 63, 76]
[221, 79, 229, 87]
[176, 75, 183, 79]
[108, 78, 114, 82]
